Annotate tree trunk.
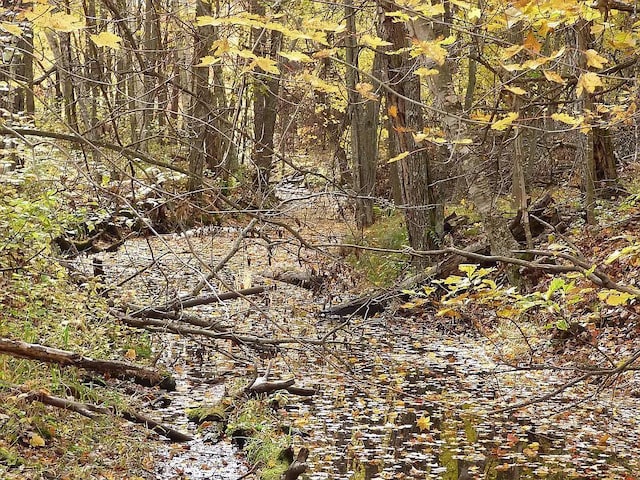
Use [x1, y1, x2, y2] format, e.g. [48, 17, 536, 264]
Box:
[378, 1, 438, 267]
[410, 3, 520, 283]
[250, 0, 282, 199]
[346, 0, 380, 230]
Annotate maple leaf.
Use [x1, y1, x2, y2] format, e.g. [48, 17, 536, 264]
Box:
[0, 22, 22, 37]
[416, 415, 431, 431]
[551, 112, 583, 126]
[523, 31, 541, 53]
[360, 34, 392, 49]
[355, 82, 378, 101]
[584, 49, 608, 69]
[279, 51, 313, 63]
[387, 151, 411, 163]
[414, 67, 439, 77]
[91, 32, 122, 50]
[411, 39, 447, 65]
[195, 56, 221, 67]
[576, 72, 603, 97]
[543, 70, 565, 84]
[253, 57, 280, 75]
[491, 112, 519, 131]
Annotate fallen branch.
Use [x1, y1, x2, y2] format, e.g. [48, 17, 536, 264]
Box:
[118, 315, 329, 347]
[128, 286, 271, 319]
[20, 388, 192, 442]
[0, 338, 175, 391]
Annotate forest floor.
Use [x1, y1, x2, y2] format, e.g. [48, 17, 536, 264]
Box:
[104, 182, 640, 479]
[3, 176, 640, 479]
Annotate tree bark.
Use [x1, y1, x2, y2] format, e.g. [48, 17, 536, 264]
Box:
[0, 338, 175, 390]
[378, 1, 438, 267]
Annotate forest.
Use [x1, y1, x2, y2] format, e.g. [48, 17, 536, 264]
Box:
[1, 0, 640, 478]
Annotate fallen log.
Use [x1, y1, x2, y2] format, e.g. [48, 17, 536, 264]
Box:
[0, 338, 175, 391]
[321, 242, 489, 318]
[262, 268, 324, 290]
[20, 387, 192, 442]
[128, 286, 271, 319]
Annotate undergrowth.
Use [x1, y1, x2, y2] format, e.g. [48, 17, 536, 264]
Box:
[0, 165, 155, 479]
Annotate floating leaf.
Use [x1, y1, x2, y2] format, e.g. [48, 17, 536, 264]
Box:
[91, 32, 122, 50]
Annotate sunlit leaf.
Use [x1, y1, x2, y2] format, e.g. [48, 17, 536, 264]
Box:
[195, 55, 221, 67]
[279, 50, 313, 63]
[576, 72, 603, 97]
[523, 31, 541, 53]
[416, 415, 431, 431]
[551, 112, 583, 126]
[29, 433, 45, 447]
[0, 22, 22, 37]
[253, 57, 280, 74]
[543, 70, 565, 84]
[414, 67, 439, 77]
[387, 150, 411, 163]
[360, 34, 392, 49]
[584, 49, 608, 69]
[505, 85, 527, 95]
[491, 112, 519, 131]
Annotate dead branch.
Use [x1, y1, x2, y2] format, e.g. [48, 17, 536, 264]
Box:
[262, 268, 324, 290]
[118, 315, 329, 347]
[19, 388, 192, 442]
[0, 338, 175, 391]
[127, 286, 271, 319]
[282, 447, 309, 480]
[493, 348, 640, 413]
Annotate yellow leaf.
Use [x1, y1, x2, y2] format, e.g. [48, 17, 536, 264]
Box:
[29, 433, 46, 447]
[355, 82, 378, 101]
[416, 2, 445, 17]
[279, 51, 313, 63]
[411, 39, 447, 65]
[491, 112, 519, 131]
[505, 85, 527, 95]
[360, 34, 392, 49]
[195, 55, 221, 67]
[46, 12, 85, 32]
[608, 31, 636, 51]
[501, 45, 523, 60]
[387, 151, 411, 163]
[551, 112, 583, 126]
[414, 67, 439, 77]
[124, 348, 137, 360]
[590, 23, 605, 35]
[543, 70, 565, 84]
[312, 48, 338, 59]
[521, 57, 549, 70]
[576, 72, 603, 97]
[388, 104, 398, 118]
[584, 49, 608, 69]
[523, 31, 541, 53]
[416, 415, 431, 431]
[0, 22, 22, 37]
[253, 56, 280, 74]
[91, 32, 122, 50]
[502, 63, 524, 72]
